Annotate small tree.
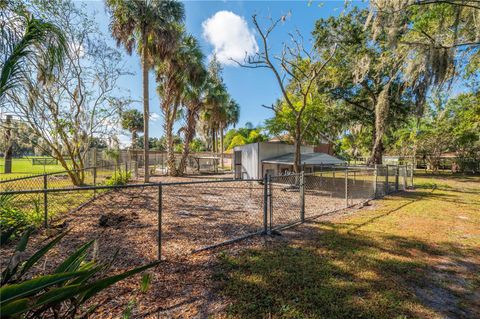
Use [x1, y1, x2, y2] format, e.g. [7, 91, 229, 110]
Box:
[121, 109, 144, 149]
[6, 0, 128, 185]
[235, 15, 337, 172]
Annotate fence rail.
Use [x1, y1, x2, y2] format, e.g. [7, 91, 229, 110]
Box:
[1, 164, 414, 261]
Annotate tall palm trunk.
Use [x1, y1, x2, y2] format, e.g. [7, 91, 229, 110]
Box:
[165, 116, 177, 176]
[131, 130, 138, 149]
[220, 124, 224, 169]
[211, 127, 216, 153]
[142, 26, 150, 182]
[178, 106, 197, 175]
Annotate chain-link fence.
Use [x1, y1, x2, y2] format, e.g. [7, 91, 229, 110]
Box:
[1, 164, 413, 260]
[0, 163, 127, 191]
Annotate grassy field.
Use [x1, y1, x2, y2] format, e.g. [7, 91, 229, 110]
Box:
[215, 174, 480, 318]
[0, 157, 70, 179]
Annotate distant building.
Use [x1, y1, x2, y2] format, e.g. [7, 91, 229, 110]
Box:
[233, 142, 345, 179]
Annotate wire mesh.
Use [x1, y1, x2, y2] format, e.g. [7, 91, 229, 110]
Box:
[2, 164, 414, 259]
[303, 172, 346, 219]
[2, 185, 160, 264]
[347, 167, 375, 206]
[161, 180, 264, 255]
[0, 163, 130, 192]
[387, 165, 397, 194]
[269, 174, 303, 230]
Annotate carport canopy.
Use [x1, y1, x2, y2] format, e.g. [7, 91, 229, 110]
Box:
[262, 152, 346, 166]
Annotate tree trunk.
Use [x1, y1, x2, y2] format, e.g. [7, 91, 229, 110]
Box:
[293, 121, 302, 173]
[165, 117, 177, 176]
[3, 115, 12, 174]
[131, 130, 137, 150]
[211, 127, 216, 153]
[220, 124, 224, 169]
[369, 83, 391, 165]
[142, 27, 150, 183]
[178, 107, 197, 175]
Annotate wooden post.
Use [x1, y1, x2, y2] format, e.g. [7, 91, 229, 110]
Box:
[373, 164, 378, 198]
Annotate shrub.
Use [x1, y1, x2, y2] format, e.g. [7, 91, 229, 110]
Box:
[0, 230, 159, 318]
[105, 170, 131, 186]
[0, 193, 42, 246]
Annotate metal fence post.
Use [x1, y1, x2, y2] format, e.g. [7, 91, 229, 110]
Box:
[43, 174, 48, 228]
[333, 166, 336, 187]
[269, 175, 273, 232]
[263, 174, 268, 234]
[134, 160, 138, 179]
[385, 165, 389, 194]
[93, 166, 97, 197]
[410, 163, 414, 188]
[373, 164, 378, 198]
[395, 165, 399, 192]
[300, 171, 305, 222]
[157, 183, 162, 261]
[345, 168, 349, 208]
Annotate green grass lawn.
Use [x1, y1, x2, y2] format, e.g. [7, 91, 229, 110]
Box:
[0, 157, 71, 179]
[214, 174, 480, 318]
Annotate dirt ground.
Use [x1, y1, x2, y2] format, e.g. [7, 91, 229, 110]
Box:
[0, 173, 376, 318]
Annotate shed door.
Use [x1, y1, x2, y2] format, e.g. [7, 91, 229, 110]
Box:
[234, 151, 242, 179]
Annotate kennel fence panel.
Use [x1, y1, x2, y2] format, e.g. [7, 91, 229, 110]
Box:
[303, 173, 347, 219]
[161, 179, 264, 255]
[347, 167, 375, 206]
[269, 174, 304, 230]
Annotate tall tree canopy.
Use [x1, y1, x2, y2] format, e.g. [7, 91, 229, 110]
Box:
[106, 0, 184, 182]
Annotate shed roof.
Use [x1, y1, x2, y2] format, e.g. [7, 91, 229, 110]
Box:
[262, 152, 346, 165]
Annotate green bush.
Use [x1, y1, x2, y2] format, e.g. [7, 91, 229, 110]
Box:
[0, 193, 42, 246]
[0, 230, 159, 318]
[105, 170, 131, 186]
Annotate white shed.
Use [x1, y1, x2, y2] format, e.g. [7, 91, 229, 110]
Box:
[233, 142, 346, 179]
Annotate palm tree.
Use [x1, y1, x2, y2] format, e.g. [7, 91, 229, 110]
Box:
[105, 0, 184, 182]
[219, 99, 240, 168]
[177, 50, 209, 175]
[120, 109, 144, 148]
[0, 6, 67, 105]
[156, 34, 205, 176]
[201, 81, 229, 154]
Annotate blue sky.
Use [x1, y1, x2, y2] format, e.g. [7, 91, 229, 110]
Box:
[81, 0, 366, 143]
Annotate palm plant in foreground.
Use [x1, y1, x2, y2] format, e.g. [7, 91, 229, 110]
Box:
[106, 0, 184, 182]
[0, 230, 158, 318]
[0, 4, 67, 105]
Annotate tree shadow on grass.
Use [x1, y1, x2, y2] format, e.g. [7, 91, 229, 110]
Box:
[214, 222, 480, 319]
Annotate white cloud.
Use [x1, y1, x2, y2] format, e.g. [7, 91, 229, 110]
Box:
[68, 40, 85, 58]
[202, 11, 258, 66]
[150, 112, 160, 122]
